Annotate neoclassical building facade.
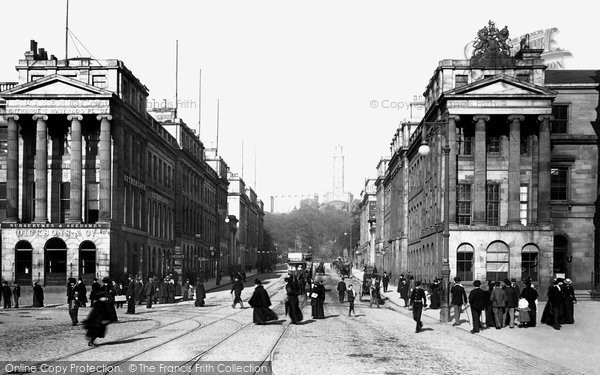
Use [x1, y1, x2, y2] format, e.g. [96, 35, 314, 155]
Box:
[367, 27, 599, 292]
[0, 41, 265, 285]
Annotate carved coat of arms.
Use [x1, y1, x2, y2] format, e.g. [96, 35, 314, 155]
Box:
[473, 20, 512, 57]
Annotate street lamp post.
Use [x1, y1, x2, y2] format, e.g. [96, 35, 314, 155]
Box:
[368, 218, 376, 267]
[418, 121, 451, 323]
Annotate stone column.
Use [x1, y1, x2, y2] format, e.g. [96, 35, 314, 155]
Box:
[537, 115, 554, 224]
[33, 114, 48, 223]
[5, 115, 19, 221]
[508, 115, 524, 225]
[97, 114, 112, 222]
[472, 115, 490, 224]
[67, 115, 83, 222]
[447, 115, 460, 223]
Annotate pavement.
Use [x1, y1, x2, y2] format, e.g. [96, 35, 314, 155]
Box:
[6, 267, 278, 308]
[1, 265, 596, 374]
[350, 268, 600, 375]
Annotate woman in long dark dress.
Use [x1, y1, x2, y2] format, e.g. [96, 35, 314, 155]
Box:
[99, 278, 118, 323]
[311, 280, 325, 319]
[32, 281, 44, 307]
[195, 279, 206, 307]
[429, 279, 441, 309]
[83, 290, 112, 346]
[183, 279, 190, 301]
[563, 278, 576, 324]
[286, 277, 303, 324]
[248, 278, 278, 324]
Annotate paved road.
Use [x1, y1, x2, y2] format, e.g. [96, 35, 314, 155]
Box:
[273, 268, 581, 375]
[0, 266, 588, 375]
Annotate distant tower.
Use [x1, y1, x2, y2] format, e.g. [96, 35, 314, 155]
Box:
[324, 145, 353, 207]
[333, 145, 344, 195]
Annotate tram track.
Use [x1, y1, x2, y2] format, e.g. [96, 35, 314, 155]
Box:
[158, 278, 291, 374]
[152, 275, 310, 375]
[249, 280, 316, 375]
[15, 272, 286, 374]
[88, 274, 288, 375]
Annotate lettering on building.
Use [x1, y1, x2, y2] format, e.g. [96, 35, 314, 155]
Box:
[124, 175, 146, 190]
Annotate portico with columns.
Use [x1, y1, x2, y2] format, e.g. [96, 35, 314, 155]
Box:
[1, 75, 115, 285]
[406, 44, 562, 294]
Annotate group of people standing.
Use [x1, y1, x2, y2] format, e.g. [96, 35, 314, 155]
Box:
[1, 281, 21, 308]
[462, 276, 576, 334]
[0, 280, 43, 308]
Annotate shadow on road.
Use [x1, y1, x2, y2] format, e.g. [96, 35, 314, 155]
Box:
[324, 315, 340, 319]
[264, 319, 286, 325]
[417, 327, 434, 333]
[100, 337, 154, 346]
[293, 320, 315, 325]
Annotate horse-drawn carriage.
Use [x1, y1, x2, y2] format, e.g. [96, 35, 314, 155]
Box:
[332, 258, 352, 278]
[340, 262, 352, 278]
[359, 266, 384, 304]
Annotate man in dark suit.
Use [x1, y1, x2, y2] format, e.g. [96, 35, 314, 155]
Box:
[382, 272, 390, 293]
[144, 277, 155, 309]
[468, 280, 486, 333]
[450, 277, 468, 326]
[409, 281, 427, 333]
[337, 278, 347, 303]
[547, 278, 565, 330]
[397, 275, 409, 307]
[503, 278, 519, 328]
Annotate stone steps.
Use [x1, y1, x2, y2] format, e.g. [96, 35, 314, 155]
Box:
[574, 291, 600, 301]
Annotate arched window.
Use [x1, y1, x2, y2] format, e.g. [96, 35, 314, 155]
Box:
[486, 241, 509, 281]
[521, 244, 539, 281]
[457, 243, 474, 281]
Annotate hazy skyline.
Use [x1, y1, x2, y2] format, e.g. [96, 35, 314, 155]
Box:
[1, 1, 596, 202]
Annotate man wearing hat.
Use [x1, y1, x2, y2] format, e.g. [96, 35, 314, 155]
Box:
[468, 280, 486, 333]
[503, 278, 519, 328]
[409, 281, 427, 333]
[67, 278, 79, 325]
[450, 277, 467, 326]
[546, 278, 565, 330]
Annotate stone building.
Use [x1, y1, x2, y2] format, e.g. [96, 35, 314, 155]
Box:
[205, 148, 233, 275]
[227, 172, 265, 271]
[364, 24, 599, 292]
[0, 41, 250, 285]
[357, 178, 377, 269]
[153, 113, 230, 282]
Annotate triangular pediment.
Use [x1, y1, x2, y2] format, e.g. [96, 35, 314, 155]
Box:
[0, 74, 113, 97]
[446, 75, 555, 97]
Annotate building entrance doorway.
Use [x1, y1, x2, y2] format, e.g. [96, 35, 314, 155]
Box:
[45, 238, 67, 286]
[79, 241, 96, 284]
[15, 240, 33, 285]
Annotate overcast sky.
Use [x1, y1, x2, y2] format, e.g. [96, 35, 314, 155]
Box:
[1, 1, 596, 202]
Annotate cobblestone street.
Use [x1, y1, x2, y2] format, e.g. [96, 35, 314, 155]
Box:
[1, 267, 595, 374]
